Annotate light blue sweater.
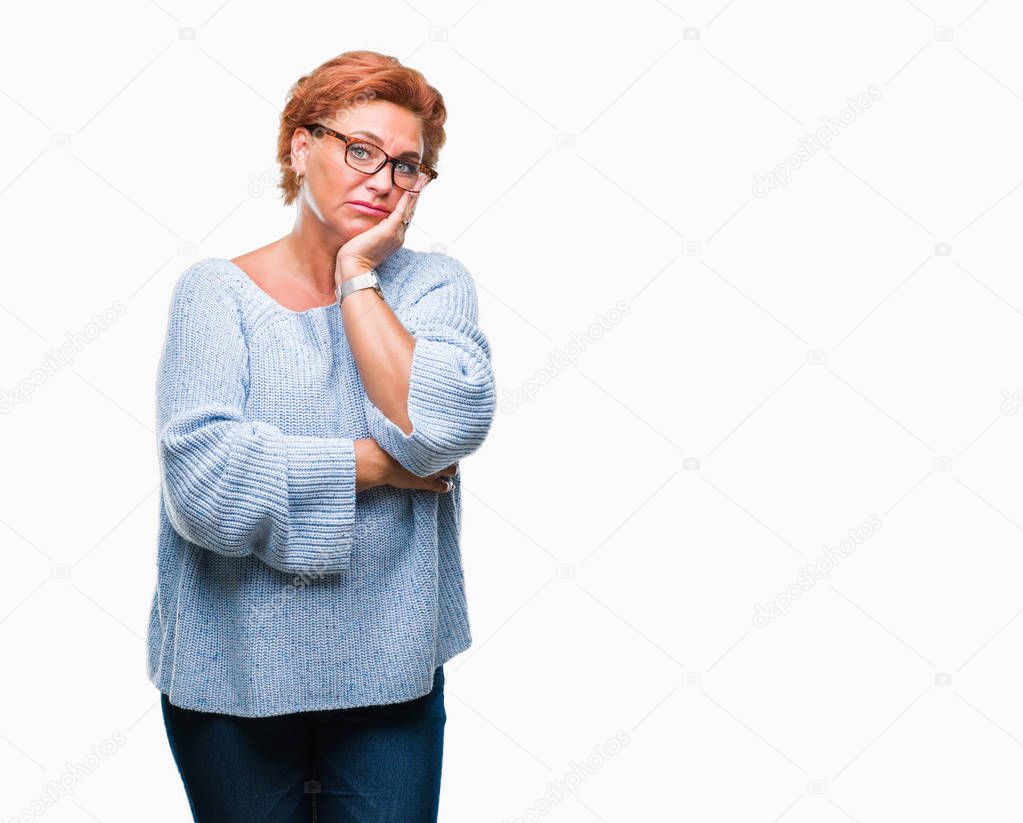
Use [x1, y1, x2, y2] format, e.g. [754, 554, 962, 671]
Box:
[146, 249, 496, 717]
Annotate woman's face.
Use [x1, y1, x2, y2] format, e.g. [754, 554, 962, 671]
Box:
[295, 99, 427, 237]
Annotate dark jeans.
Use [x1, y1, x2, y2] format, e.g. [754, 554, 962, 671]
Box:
[160, 666, 445, 822]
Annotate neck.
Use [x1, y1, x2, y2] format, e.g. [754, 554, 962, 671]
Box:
[281, 206, 349, 298]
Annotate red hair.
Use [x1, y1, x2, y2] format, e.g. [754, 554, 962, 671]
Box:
[277, 50, 447, 206]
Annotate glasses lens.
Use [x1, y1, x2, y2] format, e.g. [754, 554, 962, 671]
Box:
[395, 167, 431, 192]
[346, 142, 385, 172]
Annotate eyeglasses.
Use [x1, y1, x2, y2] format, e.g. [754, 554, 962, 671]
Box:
[301, 123, 438, 192]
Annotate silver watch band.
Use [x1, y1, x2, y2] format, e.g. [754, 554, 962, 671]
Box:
[336, 269, 382, 302]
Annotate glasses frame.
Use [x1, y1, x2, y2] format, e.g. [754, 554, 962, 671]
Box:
[300, 123, 438, 191]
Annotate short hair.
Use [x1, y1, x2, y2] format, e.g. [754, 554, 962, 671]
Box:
[277, 50, 447, 206]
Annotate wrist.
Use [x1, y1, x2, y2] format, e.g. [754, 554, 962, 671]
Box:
[336, 268, 384, 304]
[336, 257, 374, 283]
[354, 438, 388, 491]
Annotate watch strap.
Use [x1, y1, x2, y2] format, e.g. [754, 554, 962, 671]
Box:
[337, 269, 382, 302]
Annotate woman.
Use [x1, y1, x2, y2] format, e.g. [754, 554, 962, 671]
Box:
[146, 50, 497, 821]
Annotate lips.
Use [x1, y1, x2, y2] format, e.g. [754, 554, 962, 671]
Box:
[346, 201, 390, 215]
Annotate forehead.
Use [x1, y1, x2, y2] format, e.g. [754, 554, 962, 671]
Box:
[330, 100, 423, 155]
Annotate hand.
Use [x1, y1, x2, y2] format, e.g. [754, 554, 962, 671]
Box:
[336, 189, 419, 284]
[354, 438, 456, 493]
[386, 459, 459, 494]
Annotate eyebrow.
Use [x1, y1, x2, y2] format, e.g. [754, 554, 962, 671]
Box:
[350, 130, 422, 161]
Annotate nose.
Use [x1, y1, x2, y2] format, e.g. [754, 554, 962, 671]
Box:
[364, 163, 393, 196]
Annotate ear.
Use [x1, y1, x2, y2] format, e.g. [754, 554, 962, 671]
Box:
[290, 127, 310, 176]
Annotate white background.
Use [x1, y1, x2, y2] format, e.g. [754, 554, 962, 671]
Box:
[2, 0, 1022, 820]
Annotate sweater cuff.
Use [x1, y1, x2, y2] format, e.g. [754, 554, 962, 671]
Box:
[278, 435, 357, 574]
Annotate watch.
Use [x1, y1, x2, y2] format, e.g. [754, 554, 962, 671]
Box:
[337, 269, 383, 302]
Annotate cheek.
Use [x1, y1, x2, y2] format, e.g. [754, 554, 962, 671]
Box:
[320, 164, 355, 197]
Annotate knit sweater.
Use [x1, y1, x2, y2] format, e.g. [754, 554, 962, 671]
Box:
[145, 248, 496, 717]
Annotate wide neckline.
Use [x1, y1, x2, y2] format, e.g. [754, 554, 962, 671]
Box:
[218, 249, 411, 318]
[220, 258, 340, 317]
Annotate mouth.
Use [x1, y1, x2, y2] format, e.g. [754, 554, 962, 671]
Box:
[346, 201, 391, 216]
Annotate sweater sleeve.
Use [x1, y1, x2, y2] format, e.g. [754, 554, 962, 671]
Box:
[363, 254, 497, 478]
[156, 263, 358, 575]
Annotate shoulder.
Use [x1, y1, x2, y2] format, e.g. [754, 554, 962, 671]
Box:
[166, 258, 246, 329]
[398, 249, 477, 301]
[418, 249, 473, 284]
[391, 253, 480, 330]
[169, 258, 245, 308]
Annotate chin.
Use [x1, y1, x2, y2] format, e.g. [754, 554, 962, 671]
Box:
[333, 219, 368, 240]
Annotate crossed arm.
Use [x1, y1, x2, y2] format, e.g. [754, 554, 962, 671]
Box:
[156, 256, 496, 575]
[342, 254, 497, 479]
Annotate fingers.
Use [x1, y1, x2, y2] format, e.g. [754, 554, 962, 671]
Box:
[428, 475, 454, 493]
[426, 463, 458, 492]
[402, 190, 418, 226]
[381, 190, 412, 230]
